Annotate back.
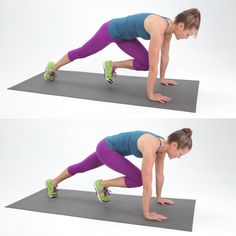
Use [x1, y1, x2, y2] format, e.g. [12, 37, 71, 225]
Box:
[108, 13, 152, 40]
[104, 131, 163, 157]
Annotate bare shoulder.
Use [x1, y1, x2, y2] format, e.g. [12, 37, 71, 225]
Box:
[144, 14, 166, 35]
[137, 133, 161, 153]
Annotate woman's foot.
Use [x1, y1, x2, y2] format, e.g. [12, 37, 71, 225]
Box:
[103, 60, 117, 84]
[45, 179, 58, 198]
[44, 62, 57, 81]
[93, 179, 111, 203]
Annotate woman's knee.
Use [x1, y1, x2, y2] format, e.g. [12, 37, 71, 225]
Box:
[125, 171, 143, 188]
[133, 60, 149, 71]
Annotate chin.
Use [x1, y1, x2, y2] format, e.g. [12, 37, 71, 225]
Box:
[174, 34, 180, 40]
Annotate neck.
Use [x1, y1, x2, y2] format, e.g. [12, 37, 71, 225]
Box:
[166, 20, 176, 34]
[158, 139, 169, 153]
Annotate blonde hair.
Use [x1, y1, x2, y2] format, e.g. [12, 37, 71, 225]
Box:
[175, 8, 201, 31]
[168, 128, 193, 150]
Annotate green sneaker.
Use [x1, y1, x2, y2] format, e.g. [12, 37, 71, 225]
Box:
[93, 179, 111, 203]
[103, 60, 116, 84]
[45, 179, 58, 198]
[44, 61, 57, 82]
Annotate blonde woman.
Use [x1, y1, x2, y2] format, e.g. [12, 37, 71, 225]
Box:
[46, 128, 193, 221]
[44, 9, 201, 103]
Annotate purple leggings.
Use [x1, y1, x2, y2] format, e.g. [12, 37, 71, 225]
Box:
[67, 22, 149, 71]
[67, 140, 142, 188]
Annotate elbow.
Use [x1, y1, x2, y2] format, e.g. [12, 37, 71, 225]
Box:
[143, 188, 152, 197]
[161, 56, 169, 63]
[156, 174, 164, 181]
[143, 184, 152, 195]
[149, 67, 157, 75]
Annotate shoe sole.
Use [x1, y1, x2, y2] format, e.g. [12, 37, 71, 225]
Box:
[102, 62, 113, 84]
[93, 182, 109, 203]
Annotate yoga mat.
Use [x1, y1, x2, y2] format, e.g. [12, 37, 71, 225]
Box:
[8, 71, 199, 112]
[6, 189, 196, 231]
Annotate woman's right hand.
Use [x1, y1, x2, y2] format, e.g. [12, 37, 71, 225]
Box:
[148, 93, 172, 103]
[144, 211, 168, 221]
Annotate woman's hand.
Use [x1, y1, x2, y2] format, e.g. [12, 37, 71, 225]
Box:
[148, 93, 172, 103]
[157, 197, 175, 205]
[160, 79, 178, 86]
[144, 211, 167, 221]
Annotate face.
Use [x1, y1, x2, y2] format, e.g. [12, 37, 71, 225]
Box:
[174, 23, 198, 40]
[167, 142, 190, 159]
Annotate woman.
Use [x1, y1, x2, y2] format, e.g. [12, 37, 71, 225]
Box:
[46, 128, 192, 221]
[44, 8, 201, 103]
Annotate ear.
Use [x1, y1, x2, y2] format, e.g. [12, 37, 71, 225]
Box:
[178, 22, 185, 30]
[171, 141, 178, 149]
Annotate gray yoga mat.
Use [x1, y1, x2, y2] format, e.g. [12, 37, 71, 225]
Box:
[8, 70, 199, 112]
[6, 189, 196, 231]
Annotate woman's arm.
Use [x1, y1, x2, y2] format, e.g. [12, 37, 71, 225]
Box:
[160, 34, 177, 86]
[138, 134, 167, 221]
[155, 152, 165, 198]
[146, 23, 171, 103]
[155, 152, 175, 205]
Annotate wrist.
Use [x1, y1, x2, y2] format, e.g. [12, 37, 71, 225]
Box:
[148, 93, 154, 100]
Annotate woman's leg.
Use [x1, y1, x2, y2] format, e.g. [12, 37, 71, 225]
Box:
[51, 151, 104, 186]
[113, 39, 149, 71]
[53, 22, 115, 71]
[96, 140, 143, 188]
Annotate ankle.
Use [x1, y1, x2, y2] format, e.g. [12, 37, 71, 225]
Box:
[52, 180, 58, 187]
[111, 62, 116, 70]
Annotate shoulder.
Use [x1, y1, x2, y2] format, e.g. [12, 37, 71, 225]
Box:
[137, 133, 161, 153]
[144, 14, 167, 35]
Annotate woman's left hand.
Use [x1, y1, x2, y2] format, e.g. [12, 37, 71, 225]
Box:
[160, 79, 178, 86]
[157, 197, 175, 205]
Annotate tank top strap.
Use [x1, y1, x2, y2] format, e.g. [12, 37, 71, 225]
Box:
[162, 16, 170, 33]
[154, 135, 164, 151]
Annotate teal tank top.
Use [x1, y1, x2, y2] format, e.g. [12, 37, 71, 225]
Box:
[104, 131, 163, 158]
[108, 13, 170, 40]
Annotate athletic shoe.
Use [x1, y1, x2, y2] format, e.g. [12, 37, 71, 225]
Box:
[44, 61, 57, 81]
[103, 60, 116, 84]
[45, 179, 58, 198]
[93, 179, 111, 203]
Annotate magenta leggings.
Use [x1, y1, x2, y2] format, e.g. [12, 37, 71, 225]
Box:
[67, 140, 142, 188]
[67, 22, 149, 71]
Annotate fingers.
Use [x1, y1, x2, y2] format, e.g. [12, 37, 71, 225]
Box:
[161, 80, 178, 86]
[155, 214, 168, 221]
[159, 96, 171, 103]
[158, 201, 165, 205]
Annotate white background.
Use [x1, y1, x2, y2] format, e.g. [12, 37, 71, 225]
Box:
[0, 0, 236, 117]
[0, 119, 236, 235]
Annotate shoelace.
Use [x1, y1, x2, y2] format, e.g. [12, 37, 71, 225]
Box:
[112, 68, 117, 78]
[103, 187, 112, 196]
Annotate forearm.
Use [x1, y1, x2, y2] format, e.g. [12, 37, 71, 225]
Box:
[147, 69, 158, 98]
[160, 57, 169, 81]
[142, 187, 152, 216]
[156, 175, 164, 198]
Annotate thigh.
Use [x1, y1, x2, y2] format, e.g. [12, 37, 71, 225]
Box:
[116, 39, 149, 62]
[96, 141, 141, 178]
[77, 22, 116, 57]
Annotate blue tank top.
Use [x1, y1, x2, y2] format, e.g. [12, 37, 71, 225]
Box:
[108, 13, 170, 40]
[104, 131, 163, 158]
